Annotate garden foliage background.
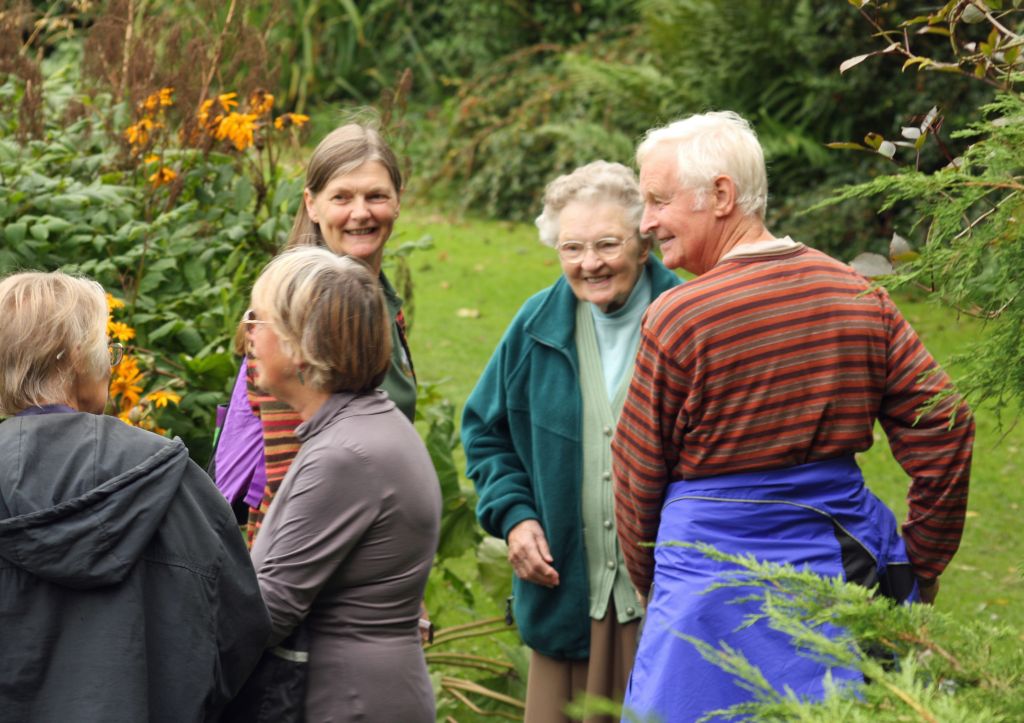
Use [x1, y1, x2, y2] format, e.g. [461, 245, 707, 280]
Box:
[1, 0, 1022, 719]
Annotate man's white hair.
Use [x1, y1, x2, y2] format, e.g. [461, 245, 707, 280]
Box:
[636, 111, 768, 219]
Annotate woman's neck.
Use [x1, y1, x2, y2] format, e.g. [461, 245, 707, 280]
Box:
[277, 383, 331, 422]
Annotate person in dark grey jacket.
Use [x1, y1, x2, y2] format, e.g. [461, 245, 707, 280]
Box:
[244, 247, 441, 722]
[0, 270, 271, 723]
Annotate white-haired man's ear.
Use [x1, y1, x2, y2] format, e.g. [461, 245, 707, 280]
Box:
[711, 175, 736, 218]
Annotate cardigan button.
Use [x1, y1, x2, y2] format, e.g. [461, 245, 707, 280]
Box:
[603, 519, 613, 530]
[606, 560, 616, 570]
[626, 606, 636, 616]
[602, 472, 611, 481]
[603, 426, 612, 436]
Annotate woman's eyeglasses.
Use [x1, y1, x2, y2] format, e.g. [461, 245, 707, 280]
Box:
[109, 342, 125, 367]
[556, 235, 635, 263]
[241, 309, 274, 327]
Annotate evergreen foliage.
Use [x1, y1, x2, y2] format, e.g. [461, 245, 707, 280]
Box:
[818, 0, 1024, 414]
[657, 544, 1024, 722]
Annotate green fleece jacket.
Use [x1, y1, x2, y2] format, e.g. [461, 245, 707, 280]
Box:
[461, 258, 681, 660]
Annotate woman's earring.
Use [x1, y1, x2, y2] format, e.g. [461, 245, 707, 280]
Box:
[297, 367, 305, 385]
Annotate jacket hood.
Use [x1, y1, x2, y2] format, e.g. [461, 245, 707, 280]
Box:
[0, 413, 189, 589]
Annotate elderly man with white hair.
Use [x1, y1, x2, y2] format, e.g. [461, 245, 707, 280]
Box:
[611, 111, 974, 720]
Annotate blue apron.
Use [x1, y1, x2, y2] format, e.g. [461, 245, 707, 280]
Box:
[624, 456, 917, 722]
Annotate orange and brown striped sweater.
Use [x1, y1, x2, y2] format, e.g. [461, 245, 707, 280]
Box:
[612, 244, 974, 594]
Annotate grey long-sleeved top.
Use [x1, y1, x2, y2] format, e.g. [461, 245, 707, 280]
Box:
[251, 390, 441, 722]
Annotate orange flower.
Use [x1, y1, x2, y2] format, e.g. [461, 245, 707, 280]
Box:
[141, 87, 174, 114]
[249, 89, 274, 117]
[148, 166, 178, 188]
[124, 118, 161, 147]
[145, 389, 182, 408]
[197, 99, 217, 127]
[215, 112, 259, 151]
[105, 293, 125, 311]
[114, 355, 140, 380]
[108, 320, 136, 342]
[274, 113, 310, 130]
[218, 92, 239, 112]
[110, 368, 144, 409]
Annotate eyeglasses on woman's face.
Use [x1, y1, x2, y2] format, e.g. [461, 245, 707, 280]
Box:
[555, 235, 635, 263]
[108, 342, 125, 367]
[241, 309, 274, 327]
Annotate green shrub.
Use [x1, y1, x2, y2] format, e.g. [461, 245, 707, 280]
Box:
[0, 39, 307, 458]
[417, 382, 527, 719]
[419, 0, 990, 259]
[817, 1, 1024, 414]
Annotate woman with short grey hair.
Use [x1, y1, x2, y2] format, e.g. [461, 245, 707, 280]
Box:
[534, 160, 645, 248]
[462, 161, 682, 721]
[0, 270, 269, 722]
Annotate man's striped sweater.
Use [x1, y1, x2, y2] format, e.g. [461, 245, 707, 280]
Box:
[612, 244, 974, 594]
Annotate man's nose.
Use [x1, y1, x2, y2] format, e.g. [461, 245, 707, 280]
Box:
[640, 205, 657, 235]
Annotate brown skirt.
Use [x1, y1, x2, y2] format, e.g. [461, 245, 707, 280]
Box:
[524, 602, 640, 723]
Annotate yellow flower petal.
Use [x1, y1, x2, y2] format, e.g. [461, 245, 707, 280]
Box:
[107, 320, 136, 342]
[248, 89, 274, 116]
[274, 113, 310, 130]
[145, 390, 182, 408]
[215, 112, 259, 151]
[148, 167, 178, 188]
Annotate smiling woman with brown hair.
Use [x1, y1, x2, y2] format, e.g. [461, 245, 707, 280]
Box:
[213, 120, 418, 545]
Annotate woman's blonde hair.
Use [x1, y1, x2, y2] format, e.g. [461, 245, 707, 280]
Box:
[286, 121, 402, 249]
[0, 271, 108, 415]
[251, 247, 391, 393]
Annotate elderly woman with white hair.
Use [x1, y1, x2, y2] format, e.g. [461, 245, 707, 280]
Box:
[0, 270, 270, 721]
[242, 247, 441, 722]
[613, 111, 974, 720]
[462, 161, 681, 722]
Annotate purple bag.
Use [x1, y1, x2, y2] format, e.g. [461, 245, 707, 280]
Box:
[213, 358, 267, 508]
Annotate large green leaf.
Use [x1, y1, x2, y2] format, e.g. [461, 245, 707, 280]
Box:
[4, 222, 26, 244]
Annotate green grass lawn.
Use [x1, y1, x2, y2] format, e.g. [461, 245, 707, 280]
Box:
[398, 203, 1024, 632]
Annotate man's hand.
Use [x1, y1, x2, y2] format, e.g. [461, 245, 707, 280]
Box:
[507, 519, 560, 588]
[918, 576, 940, 605]
[418, 600, 433, 645]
